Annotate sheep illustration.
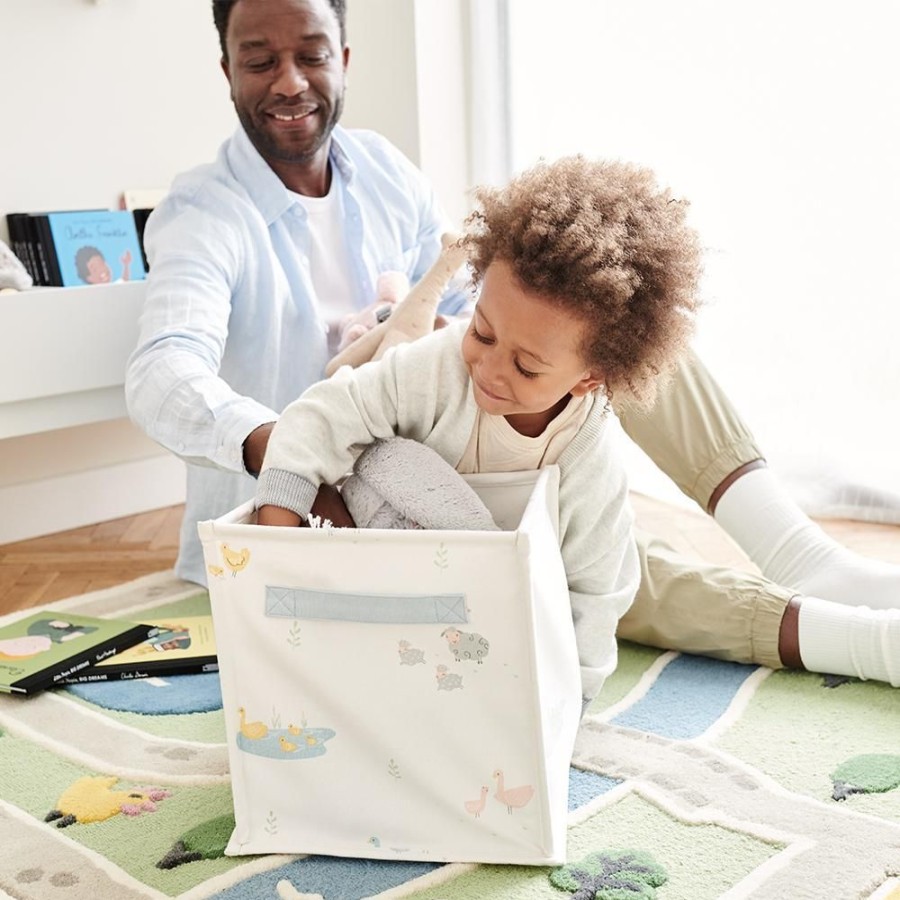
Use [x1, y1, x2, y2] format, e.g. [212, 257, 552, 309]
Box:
[436, 664, 464, 691]
[441, 627, 490, 663]
[398, 640, 425, 666]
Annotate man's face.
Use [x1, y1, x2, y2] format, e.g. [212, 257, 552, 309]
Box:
[222, 0, 348, 176]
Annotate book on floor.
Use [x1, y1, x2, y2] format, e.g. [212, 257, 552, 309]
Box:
[59, 615, 218, 683]
[0, 612, 152, 695]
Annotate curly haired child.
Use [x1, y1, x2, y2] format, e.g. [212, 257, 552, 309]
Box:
[255, 156, 703, 703]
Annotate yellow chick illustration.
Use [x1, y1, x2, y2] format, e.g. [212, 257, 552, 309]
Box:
[237, 707, 268, 740]
[287, 723, 302, 736]
[207, 564, 225, 578]
[279, 735, 298, 753]
[304, 734, 318, 747]
[221, 544, 251, 576]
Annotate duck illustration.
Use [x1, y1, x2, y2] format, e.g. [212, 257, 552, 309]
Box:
[304, 734, 319, 747]
[492, 769, 535, 814]
[238, 707, 268, 740]
[279, 735, 298, 753]
[221, 544, 251, 576]
[464, 785, 489, 818]
[287, 723, 302, 736]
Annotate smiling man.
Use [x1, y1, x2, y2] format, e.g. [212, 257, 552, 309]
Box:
[126, 0, 470, 585]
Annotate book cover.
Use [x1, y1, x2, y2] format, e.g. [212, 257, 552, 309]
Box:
[60, 616, 218, 683]
[0, 612, 152, 695]
[45, 209, 147, 287]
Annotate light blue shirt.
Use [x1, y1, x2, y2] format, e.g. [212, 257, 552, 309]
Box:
[126, 125, 471, 584]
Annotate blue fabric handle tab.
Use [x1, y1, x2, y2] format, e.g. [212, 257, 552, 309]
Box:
[265, 586, 469, 624]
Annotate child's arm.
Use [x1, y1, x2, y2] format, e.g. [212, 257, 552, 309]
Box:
[120, 248, 132, 282]
[558, 417, 641, 704]
[257, 486, 355, 528]
[255, 323, 471, 524]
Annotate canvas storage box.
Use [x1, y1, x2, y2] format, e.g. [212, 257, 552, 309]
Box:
[199, 466, 581, 865]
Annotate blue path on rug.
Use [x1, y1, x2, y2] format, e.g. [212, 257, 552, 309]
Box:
[611, 655, 758, 739]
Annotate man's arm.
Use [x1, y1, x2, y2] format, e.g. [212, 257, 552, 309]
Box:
[125, 200, 278, 476]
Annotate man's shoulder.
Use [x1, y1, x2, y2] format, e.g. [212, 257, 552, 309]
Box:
[165, 144, 250, 213]
[336, 125, 406, 159]
[334, 126, 425, 184]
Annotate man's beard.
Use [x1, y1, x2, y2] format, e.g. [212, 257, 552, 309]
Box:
[238, 95, 344, 166]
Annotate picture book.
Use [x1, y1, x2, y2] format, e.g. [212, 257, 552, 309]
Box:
[0, 612, 152, 695]
[45, 209, 147, 287]
[59, 616, 218, 683]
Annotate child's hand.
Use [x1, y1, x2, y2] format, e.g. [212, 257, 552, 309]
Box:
[257, 505, 302, 527]
[309, 484, 356, 528]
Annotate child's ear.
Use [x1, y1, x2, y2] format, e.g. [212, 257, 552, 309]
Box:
[570, 370, 604, 397]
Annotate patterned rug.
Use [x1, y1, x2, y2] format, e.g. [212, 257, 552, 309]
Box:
[1, 571, 899, 900]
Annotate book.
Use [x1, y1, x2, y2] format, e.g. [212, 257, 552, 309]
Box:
[59, 615, 218, 683]
[5, 214, 40, 285]
[0, 612, 152, 695]
[45, 209, 147, 287]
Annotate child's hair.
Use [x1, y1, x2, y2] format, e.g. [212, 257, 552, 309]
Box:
[463, 156, 703, 407]
[74, 245, 104, 283]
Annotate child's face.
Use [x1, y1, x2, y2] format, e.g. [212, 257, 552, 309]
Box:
[461, 260, 602, 434]
[85, 254, 112, 284]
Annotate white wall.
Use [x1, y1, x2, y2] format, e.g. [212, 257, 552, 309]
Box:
[507, 0, 900, 511]
[0, 0, 472, 543]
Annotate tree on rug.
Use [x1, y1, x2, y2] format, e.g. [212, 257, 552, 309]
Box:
[549, 848, 668, 899]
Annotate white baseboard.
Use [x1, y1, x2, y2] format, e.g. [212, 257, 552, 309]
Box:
[0, 454, 186, 545]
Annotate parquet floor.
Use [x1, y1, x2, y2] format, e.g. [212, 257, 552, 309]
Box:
[0, 505, 183, 616]
[1, 495, 898, 618]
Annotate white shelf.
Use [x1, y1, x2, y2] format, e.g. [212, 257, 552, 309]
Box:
[0, 281, 146, 440]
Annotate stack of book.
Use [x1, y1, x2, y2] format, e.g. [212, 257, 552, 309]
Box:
[5, 209, 149, 288]
[0, 611, 217, 695]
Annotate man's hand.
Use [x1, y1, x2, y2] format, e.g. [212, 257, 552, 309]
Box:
[243, 422, 276, 477]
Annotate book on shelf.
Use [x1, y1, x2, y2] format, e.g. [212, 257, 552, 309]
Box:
[0, 612, 153, 696]
[60, 615, 218, 684]
[4, 209, 148, 288]
[46, 209, 147, 287]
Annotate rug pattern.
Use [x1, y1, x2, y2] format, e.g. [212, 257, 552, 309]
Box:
[0, 572, 898, 900]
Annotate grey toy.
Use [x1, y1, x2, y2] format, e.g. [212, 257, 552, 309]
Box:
[341, 437, 499, 532]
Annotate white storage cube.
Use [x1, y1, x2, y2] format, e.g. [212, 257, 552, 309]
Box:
[199, 466, 581, 865]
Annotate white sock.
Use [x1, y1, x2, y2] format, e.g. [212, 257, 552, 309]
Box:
[714, 467, 899, 610]
[798, 595, 900, 686]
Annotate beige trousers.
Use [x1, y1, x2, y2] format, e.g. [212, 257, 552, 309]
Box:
[615, 352, 793, 669]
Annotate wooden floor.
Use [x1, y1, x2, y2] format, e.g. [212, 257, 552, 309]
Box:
[1, 495, 898, 618]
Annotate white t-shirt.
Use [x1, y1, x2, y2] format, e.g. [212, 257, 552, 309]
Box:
[291, 185, 357, 356]
[456, 393, 594, 474]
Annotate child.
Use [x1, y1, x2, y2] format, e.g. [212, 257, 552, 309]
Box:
[74, 245, 132, 285]
[256, 156, 703, 704]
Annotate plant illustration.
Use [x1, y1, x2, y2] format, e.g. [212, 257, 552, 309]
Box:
[549, 849, 667, 899]
[287, 621, 302, 648]
[434, 542, 448, 571]
[832, 754, 900, 801]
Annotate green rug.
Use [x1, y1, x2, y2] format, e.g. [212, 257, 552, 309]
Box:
[1, 571, 899, 900]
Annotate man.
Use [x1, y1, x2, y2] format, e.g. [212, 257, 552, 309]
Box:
[126, 0, 899, 688]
